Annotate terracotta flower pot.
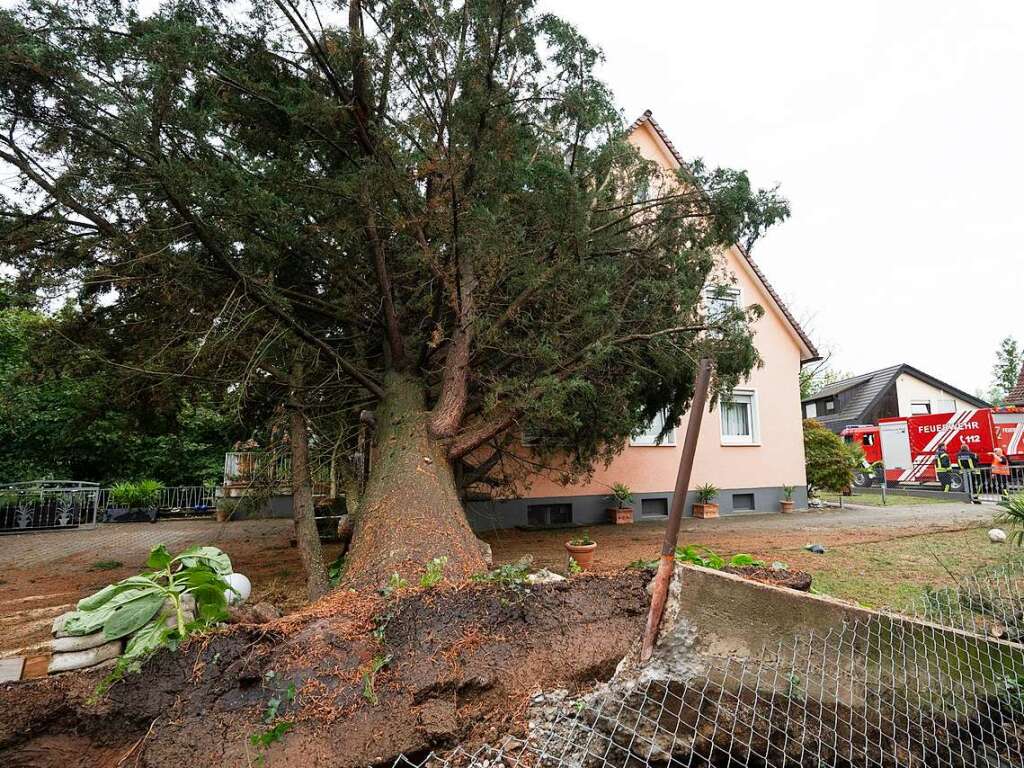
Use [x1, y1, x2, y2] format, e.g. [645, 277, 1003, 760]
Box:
[607, 506, 634, 525]
[565, 541, 597, 570]
[692, 502, 719, 519]
[779, 500, 795, 513]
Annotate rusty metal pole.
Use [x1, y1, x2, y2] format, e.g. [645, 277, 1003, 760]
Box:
[640, 358, 713, 662]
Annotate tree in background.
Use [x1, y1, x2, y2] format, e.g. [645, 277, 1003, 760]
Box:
[800, 357, 852, 400]
[0, 0, 789, 589]
[985, 336, 1021, 405]
[0, 281, 244, 485]
[803, 418, 854, 496]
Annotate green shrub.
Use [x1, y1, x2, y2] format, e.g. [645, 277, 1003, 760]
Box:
[803, 419, 854, 494]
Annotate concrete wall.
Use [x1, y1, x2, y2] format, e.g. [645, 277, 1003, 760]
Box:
[894, 373, 972, 416]
[466, 485, 808, 532]
[644, 564, 1024, 696]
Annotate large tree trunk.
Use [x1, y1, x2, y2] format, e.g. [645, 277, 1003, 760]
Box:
[289, 405, 329, 600]
[342, 373, 487, 590]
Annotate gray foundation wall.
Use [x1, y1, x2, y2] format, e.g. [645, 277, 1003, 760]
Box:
[466, 485, 808, 532]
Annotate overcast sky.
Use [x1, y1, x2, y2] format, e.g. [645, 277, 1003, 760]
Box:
[544, 0, 1023, 396]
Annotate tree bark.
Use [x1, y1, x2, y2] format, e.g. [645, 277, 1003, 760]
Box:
[342, 373, 487, 590]
[289, 404, 329, 600]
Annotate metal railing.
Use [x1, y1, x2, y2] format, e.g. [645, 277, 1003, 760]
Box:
[963, 465, 1024, 503]
[0, 482, 100, 532]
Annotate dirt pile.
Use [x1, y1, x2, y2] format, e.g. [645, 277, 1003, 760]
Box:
[0, 571, 651, 767]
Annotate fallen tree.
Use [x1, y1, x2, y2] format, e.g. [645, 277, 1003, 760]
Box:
[0, 0, 788, 589]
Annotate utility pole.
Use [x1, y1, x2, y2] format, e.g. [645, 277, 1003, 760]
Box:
[641, 358, 713, 662]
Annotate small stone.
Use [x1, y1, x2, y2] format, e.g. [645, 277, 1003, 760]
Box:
[478, 539, 493, 568]
[804, 543, 826, 554]
[771, 561, 789, 571]
[52, 631, 111, 653]
[988, 528, 1007, 543]
[48, 640, 122, 674]
[423, 456, 432, 464]
[526, 568, 566, 585]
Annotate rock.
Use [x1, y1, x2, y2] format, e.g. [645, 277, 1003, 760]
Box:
[48, 640, 122, 674]
[337, 514, 354, 550]
[526, 568, 566, 585]
[988, 528, 1007, 543]
[228, 601, 281, 624]
[478, 539, 493, 568]
[804, 543, 826, 554]
[771, 561, 789, 571]
[51, 631, 111, 653]
[417, 698, 458, 741]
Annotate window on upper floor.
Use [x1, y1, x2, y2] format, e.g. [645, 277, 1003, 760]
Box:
[910, 400, 931, 415]
[721, 390, 760, 445]
[704, 284, 741, 320]
[805, 402, 818, 418]
[631, 409, 676, 446]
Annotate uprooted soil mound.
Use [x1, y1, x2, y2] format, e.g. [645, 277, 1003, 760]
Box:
[0, 571, 651, 768]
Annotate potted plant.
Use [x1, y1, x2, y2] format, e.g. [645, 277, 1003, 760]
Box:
[564, 530, 597, 570]
[692, 483, 719, 519]
[606, 482, 635, 524]
[106, 480, 163, 523]
[780, 485, 795, 513]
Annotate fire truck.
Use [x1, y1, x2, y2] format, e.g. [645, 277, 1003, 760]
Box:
[841, 407, 1024, 489]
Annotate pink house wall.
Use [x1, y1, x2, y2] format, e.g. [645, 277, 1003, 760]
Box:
[522, 121, 809, 502]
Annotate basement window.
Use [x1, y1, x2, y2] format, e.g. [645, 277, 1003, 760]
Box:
[526, 503, 573, 527]
[732, 493, 756, 511]
[641, 497, 669, 517]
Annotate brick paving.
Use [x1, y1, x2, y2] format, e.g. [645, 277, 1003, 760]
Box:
[0, 518, 292, 570]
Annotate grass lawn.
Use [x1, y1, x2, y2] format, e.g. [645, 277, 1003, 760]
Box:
[791, 527, 1015, 611]
[817, 492, 956, 507]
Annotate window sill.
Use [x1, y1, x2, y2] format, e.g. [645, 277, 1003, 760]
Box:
[720, 440, 762, 447]
[629, 443, 677, 448]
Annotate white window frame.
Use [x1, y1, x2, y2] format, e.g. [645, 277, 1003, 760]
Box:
[910, 400, 932, 416]
[824, 398, 835, 413]
[804, 402, 817, 418]
[720, 389, 760, 446]
[703, 283, 743, 319]
[630, 409, 677, 447]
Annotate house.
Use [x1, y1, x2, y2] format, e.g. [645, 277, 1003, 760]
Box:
[801, 364, 989, 434]
[1007, 364, 1024, 407]
[465, 111, 819, 529]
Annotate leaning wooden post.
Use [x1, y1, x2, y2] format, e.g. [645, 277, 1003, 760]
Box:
[641, 358, 714, 662]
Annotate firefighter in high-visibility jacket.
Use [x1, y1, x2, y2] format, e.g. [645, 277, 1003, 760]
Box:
[991, 447, 1011, 497]
[957, 443, 982, 503]
[934, 445, 954, 492]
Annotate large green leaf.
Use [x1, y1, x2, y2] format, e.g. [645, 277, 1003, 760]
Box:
[146, 544, 172, 570]
[174, 546, 232, 575]
[65, 584, 164, 636]
[121, 617, 172, 663]
[103, 591, 166, 640]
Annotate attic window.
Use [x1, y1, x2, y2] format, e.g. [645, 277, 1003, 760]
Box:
[824, 399, 835, 413]
[704, 285, 741, 319]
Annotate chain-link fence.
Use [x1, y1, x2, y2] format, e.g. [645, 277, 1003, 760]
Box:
[393, 562, 1024, 768]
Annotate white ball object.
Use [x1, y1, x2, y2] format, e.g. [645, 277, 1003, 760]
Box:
[225, 572, 251, 605]
[988, 528, 1007, 543]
